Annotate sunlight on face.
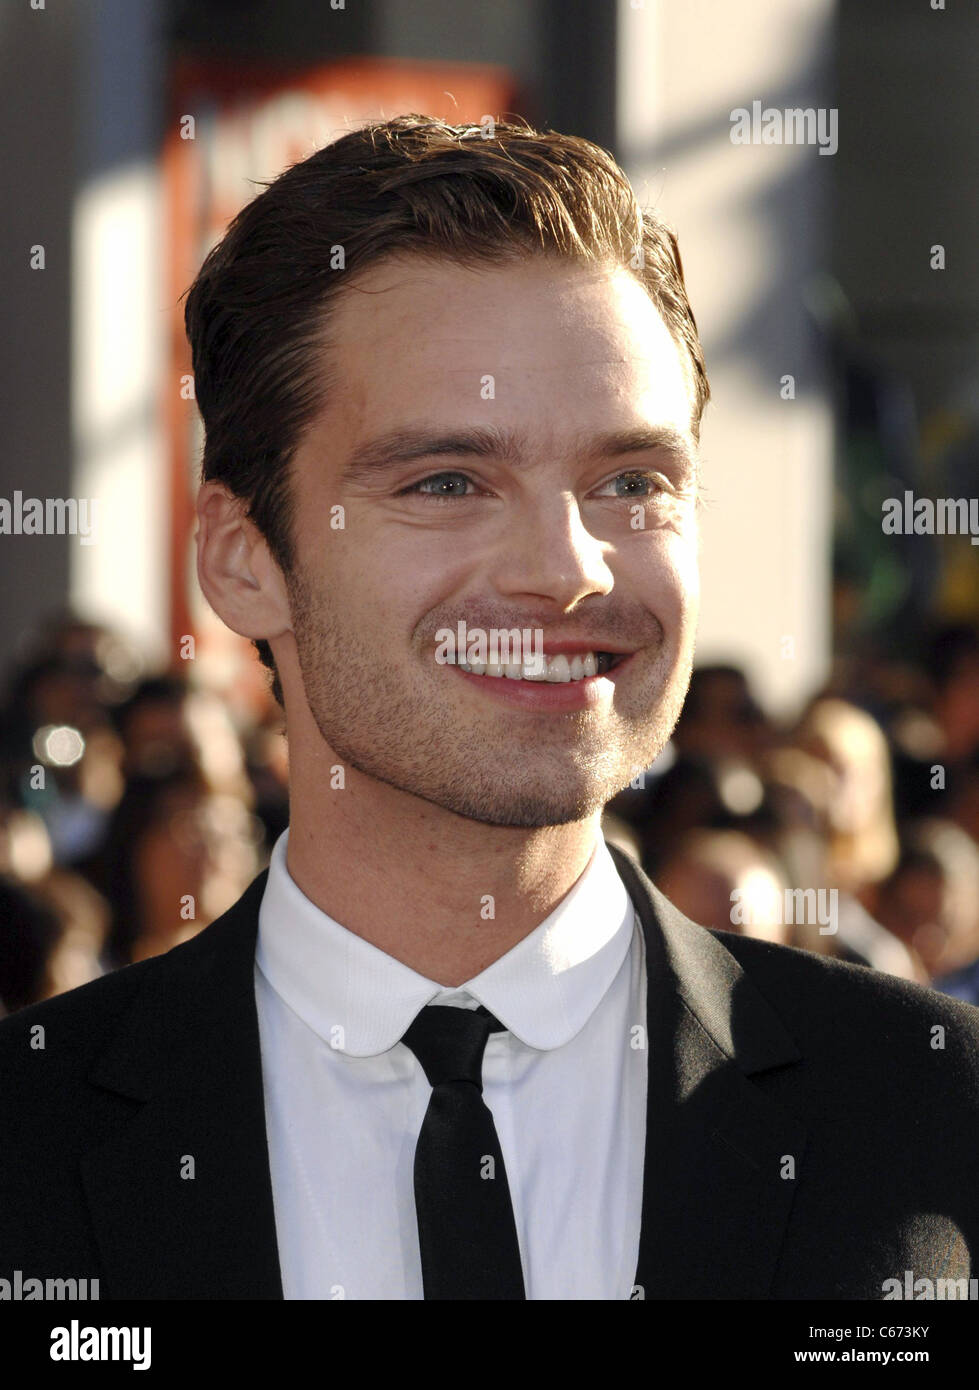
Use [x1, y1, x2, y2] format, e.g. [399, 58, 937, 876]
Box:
[285, 254, 701, 827]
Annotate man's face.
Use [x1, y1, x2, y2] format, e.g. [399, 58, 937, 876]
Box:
[282, 253, 700, 826]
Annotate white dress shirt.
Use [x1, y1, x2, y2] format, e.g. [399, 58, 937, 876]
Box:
[254, 828, 647, 1300]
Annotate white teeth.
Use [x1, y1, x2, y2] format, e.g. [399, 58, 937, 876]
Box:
[451, 650, 614, 681]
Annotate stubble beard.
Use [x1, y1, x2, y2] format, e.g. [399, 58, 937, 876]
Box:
[286, 563, 693, 828]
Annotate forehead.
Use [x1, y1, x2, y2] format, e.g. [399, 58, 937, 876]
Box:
[309, 253, 697, 454]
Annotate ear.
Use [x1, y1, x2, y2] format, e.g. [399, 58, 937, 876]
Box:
[196, 482, 292, 642]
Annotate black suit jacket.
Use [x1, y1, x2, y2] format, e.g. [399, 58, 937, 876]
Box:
[1, 843, 977, 1300]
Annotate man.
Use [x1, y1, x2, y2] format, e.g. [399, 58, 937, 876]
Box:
[1, 115, 977, 1301]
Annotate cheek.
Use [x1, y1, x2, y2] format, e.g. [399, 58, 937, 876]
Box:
[327, 519, 473, 625]
[629, 528, 700, 636]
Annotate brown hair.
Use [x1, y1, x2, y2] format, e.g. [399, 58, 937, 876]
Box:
[184, 114, 710, 700]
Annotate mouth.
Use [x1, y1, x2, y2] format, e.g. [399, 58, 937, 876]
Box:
[450, 650, 629, 683]
[442, 646, 637, 713]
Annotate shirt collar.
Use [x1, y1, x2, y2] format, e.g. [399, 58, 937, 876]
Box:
[256, 828, 635, 1056]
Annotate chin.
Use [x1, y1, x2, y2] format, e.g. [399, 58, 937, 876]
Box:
[417, 766, 631, 829]
[441, 796, 602, 830]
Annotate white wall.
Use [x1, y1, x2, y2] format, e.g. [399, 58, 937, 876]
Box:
[70, 163, 169, 667]
[617, 0, 836, 717]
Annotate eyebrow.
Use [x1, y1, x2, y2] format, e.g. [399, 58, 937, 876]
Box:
[339, 423, 699, 484]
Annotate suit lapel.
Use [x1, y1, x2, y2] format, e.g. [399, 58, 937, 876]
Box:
[607, 843, 808, 1299]
[79, 871, 283, 1298]
[77, 843, 807, 1300]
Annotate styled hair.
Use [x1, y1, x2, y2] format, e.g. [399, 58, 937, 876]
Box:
[184, 114, 711, 700]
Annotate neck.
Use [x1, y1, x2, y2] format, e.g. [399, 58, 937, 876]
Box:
[284, 737, 602, 988]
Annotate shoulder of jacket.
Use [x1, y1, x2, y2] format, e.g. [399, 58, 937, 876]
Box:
[710, 927, 979, 1068]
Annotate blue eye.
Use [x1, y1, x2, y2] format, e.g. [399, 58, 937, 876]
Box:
[401, 472, 475, 498]
[397, 468, 674, 502]
[595, 471, 667, 499]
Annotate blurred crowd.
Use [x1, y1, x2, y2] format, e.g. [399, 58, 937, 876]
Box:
[0, 615, 288, 1014]
[605, 624, 979, 999]
[2, 611, 979, 1015]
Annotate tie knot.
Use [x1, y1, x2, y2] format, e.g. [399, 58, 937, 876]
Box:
[402, 1004, 502, 1089]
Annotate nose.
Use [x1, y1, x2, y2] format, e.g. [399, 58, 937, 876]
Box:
[489, 490, 614, 609]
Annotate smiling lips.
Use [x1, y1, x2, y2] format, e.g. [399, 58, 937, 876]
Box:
[442, 644, 636, 712]
[450, 649, 626, 683]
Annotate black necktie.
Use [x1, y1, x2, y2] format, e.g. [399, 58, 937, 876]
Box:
[401, 1003, 526, 1300]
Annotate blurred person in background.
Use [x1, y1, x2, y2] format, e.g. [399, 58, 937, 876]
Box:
[0, 654, 122, 866]
[941, 752, 979, 847]
[0, 614, 142, 869]
[608, 662, 775, 874]
[873, 818, 979, 989]
[794, 696, 899, 894]
[0, 801, 55, 886]
[0, 801, 108, 1011]
[0, 853, 108, 1017]
[110, 674, 200, 780]
[930, 625, 979, 765]
[74, 670, 264, 964]
[787, 695, 917, 978]
[887, 624, 979, 821]
[108, 672, 254, 803]
[655, 829, 793, 946]
[98, 766, 261, 968]
[631, 754, 730, 873]
[0, 624, 267, 987]
[671, 664, 771, 771]
[31, 869, 109, 999]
